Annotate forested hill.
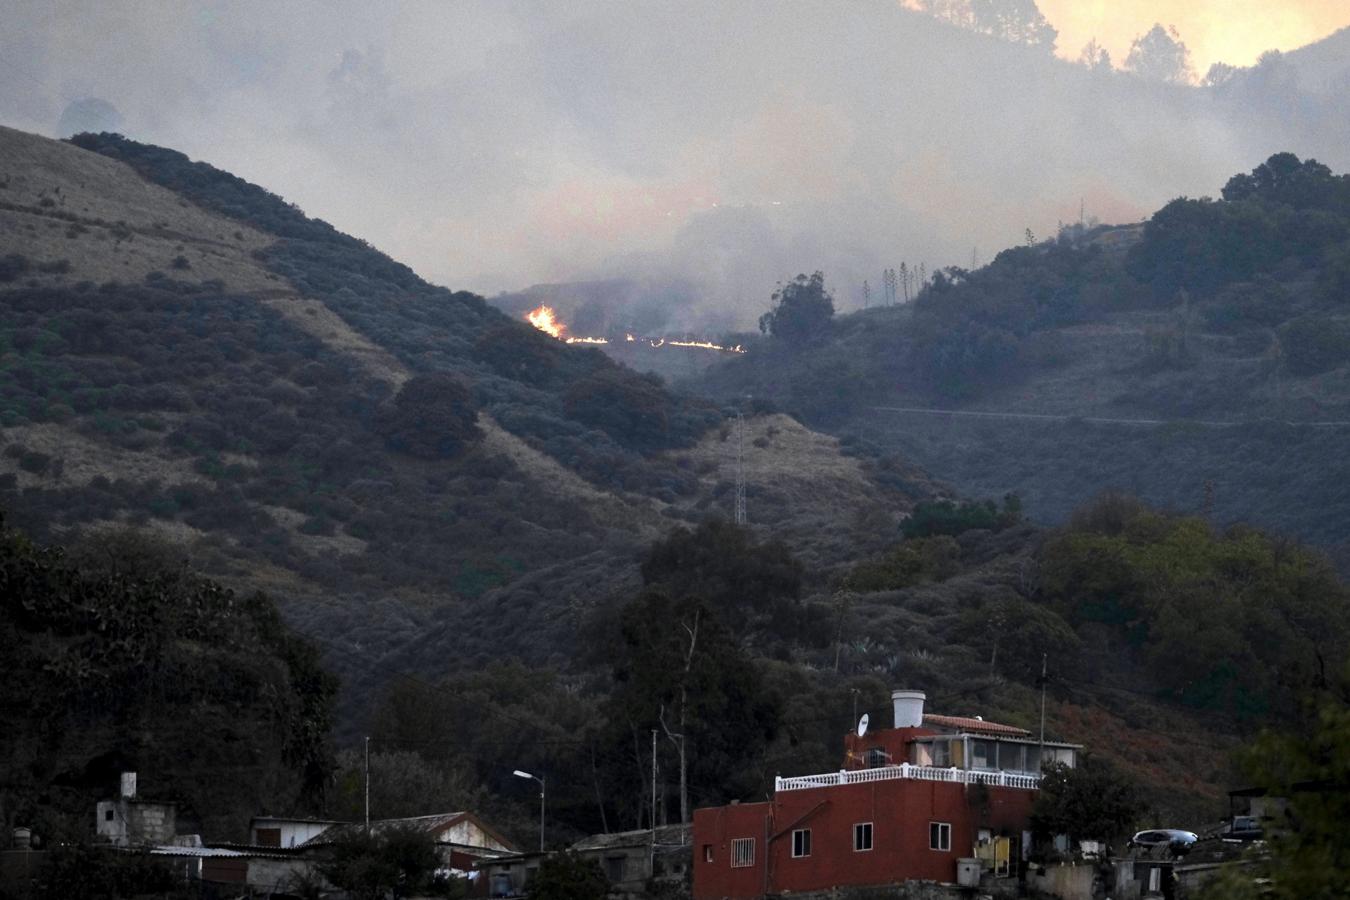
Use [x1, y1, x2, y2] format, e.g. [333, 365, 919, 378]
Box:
[699, 153, 1350, 568]
[4, 128, 1348, 845]
[0, 126, 928, 713]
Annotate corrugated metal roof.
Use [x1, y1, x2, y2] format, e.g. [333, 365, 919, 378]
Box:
[570, 824, 690, 851]
[303, 812, 516, 853]
[923, 714, 1031, 737]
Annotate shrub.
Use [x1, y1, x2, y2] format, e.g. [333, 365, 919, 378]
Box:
[563, 368, 670, 451]
[1280, 315, 1350, 375]
[0, 254, 30, 282]
[378, 372, 482, 459]
[902, 495, 1021, 538]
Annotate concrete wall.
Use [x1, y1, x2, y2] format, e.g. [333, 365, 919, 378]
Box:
[1028, 863, 1095, 900]
[247, 857, 314, 893]
[96, 800, 176, 846]
[693, 779, 1035, 899]
[126, 802, 177, 845]
[442, 819, 515, 853]
[251, 820, 333, 848]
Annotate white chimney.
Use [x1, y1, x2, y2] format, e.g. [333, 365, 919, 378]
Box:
[891, 689, 926, 728]
[120, 772, 137, 799]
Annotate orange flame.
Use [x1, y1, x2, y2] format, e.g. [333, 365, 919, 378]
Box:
[526, 305, 609, 345]
[526, 305, 741, 353]
[526, 305, 565, 339]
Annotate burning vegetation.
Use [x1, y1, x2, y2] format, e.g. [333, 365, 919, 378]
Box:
[525, 304, 744, 353]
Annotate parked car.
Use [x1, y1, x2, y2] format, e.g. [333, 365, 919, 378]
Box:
[1129, 829, 1199, 855]
[1219, 816, 1264, 841]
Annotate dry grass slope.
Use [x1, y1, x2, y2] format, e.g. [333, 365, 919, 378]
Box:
[0, 125, 278, 291]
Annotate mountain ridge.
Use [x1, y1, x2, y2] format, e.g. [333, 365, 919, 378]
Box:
[0, 126, 927, 713]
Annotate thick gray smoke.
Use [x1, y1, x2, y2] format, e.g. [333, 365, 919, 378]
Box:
[2, 2, 1346, 329]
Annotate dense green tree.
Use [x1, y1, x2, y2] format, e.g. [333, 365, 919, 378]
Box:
[902, 495, 1021, 538]
[1196, 672, 1350, 899]
[525, 851, 609, 900]
[640, 518, 802, 630]
[1221, 152, 1347, 210]
[33, 843, 188, 900]
[1040, 495, 1350, 722]
[1030, 756, 1142, 846]
[1078, 38, 1112, 71]
[331, 749, 485, 822]
[608, 590, 781, 821]
[0, 515, 337, 839]
[919, 0, 1057, 50]
[378, 372, 482, 459]
[759, 272, 834, 346]
[1278, 315, 1350, 375]
[956, 594, 1082, 681]
[318, 824, 457, 900]
[473, 323, 563, 384]
[1123, 23, 1194, 84]
[563, 368, 671, 451]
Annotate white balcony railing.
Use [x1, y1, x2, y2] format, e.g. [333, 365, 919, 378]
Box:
[775, 764, 1041, 793]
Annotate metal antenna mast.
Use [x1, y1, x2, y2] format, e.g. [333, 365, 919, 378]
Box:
[734, 410, 747, 526]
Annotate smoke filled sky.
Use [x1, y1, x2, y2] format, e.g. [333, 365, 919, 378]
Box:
[1, 2, 1347, 328]
[1038, 0, 1350, 73]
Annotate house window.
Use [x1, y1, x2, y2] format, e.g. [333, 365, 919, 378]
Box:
[931, 740, 951, 767]
[792, 829, 811, 858]
[930, 822, 951, 852]
[1026, 745, 1043, 772]
[255, 827, 281, 847]
[731, 838, 755, 868]
[865, 747, 888, 768]
[854, 822, 873, 852]
[971, 739, 995, 769]
[104, 809, 114, 822]
[703, 844, 713, 863]
[604, 856, 625, 882]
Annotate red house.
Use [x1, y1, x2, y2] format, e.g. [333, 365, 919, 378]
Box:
[692, 689, 1080, 898]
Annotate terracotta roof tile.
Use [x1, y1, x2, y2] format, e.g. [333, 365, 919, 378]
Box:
[923, 714, 1031, 737]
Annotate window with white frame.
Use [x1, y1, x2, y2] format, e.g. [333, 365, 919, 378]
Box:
[854, 822, 873, 851]
[930, 822, 951, 851]
[731, 838, 755, 868]
[703, 844, 713, 863]
[791, 829, 811, 858]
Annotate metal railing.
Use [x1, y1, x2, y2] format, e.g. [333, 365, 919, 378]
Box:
[775, 764, 1041, 793]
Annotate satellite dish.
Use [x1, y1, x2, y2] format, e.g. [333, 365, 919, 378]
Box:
[857, 713, 869, 737]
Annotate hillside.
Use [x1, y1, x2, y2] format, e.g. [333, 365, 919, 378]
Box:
[0, 126, 926, 712]
[5, 128, 1348, 847]
[697, 153, 1350, 568]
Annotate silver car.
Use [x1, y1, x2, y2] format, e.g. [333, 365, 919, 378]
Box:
[1129, 829, 1198, 855]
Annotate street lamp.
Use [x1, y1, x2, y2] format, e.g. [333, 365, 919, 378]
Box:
[514, 769, 545, 852]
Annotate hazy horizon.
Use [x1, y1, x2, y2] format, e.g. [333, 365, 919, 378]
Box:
[3, 1, 1348, 330]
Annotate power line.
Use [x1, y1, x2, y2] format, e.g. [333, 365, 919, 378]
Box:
[870, 405, 1350, 429]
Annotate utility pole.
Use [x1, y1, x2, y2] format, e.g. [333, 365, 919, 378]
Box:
[734, 410, 746, 526]
[1038, 653, 1047, 766]
[650, 729, 658, 877]
[863, 279, 871, 308]
[364, 736, 370, 834]
[512, 770, 546, 851]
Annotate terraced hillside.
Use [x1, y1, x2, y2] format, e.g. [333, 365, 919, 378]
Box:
[0, 127, 925, 709]
[698, 154, 1350, 567]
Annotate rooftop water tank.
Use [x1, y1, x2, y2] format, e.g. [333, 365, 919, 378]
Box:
[891, 689, 926, 728]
